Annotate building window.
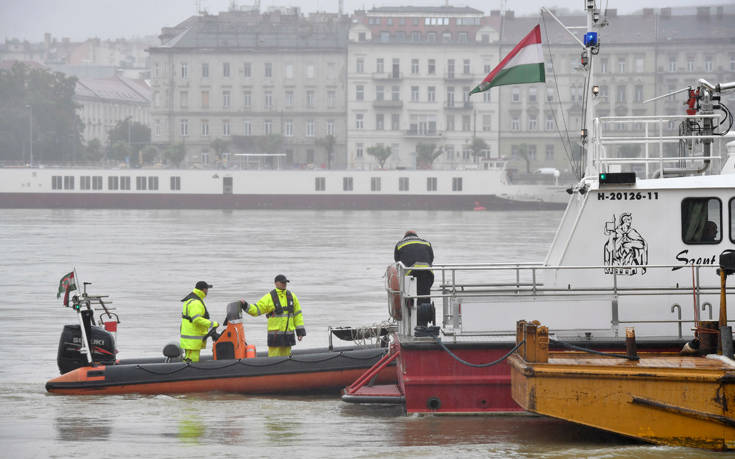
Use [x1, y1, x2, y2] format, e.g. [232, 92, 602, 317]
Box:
[391, 113, 400, 131]
[370, 177, 381, 192]
[306, 64, 315, 79]
[682, 198, 721, 244]
[427, 86, 436, 102]
[528, 115, 537, 130]
[669, 57, 677, 72]
[356, 58, 364, 73]
[545, 144, 554, 160]
[265, 63, 272, 78]
[635, 57, 644, 73]
[462, 115, 471, 131]
[108, 176, 118, 190]
[201, 91, 209, 109]
[201, 120, 209, 137]
[285, 90, 294, 107]
[148, 176, 159, 190]
[616, 86, 626, 103]
[201, 62, 209, 78]
[265, 91, 272, 109]
[306, 120, 315, 137]
[411, 86, 419, 102]
[617, 58, 626, 73]
[315, 177, 325, 191]
[180, 119, 189, 137]
[284, 120, 293, 137]
[375, 86, 384, 101]
[154, 119, 161, 137]
[356, 113, 364, 129]
[705, 56, 712, 73]
[634, 85, 644, 103]
[343, 177, 353, 191]
[244, 62, 251, 77]
[243, 91, 251, 108]
[512, 87, 520, 102]
[170, 176, 181, 191]
[328, 90, 336, 108]
[452, 177, 463, 191]
[428, 59, 435, 74]
[179, 91, 188, 109]
[483, 90, 492, 103]
[376, 58, 384, 74]
[463, 59, 470, 74]
[327, 120, 335, 136]
[447, 59, 455, 78]
[136, 176, 147, 190]
[446, 87, 455, 106]
[600, 58, 607, 73]
[376, 114, 384, 130]
[223, 119, 230, 136]
[285, 63, 293, 79]
[306, 90, 315, 108]
[529, 87, 537, 102]
[201, 152, 209, 165]
[264, 120, 272, 135]
[223, 90, 231, 108]
[511, 117, 520, 131]
[120, 176, 130, 190]
[399, 177, 409, 191]
[356, 143, 363, 158]
[391, 86, 400, 101]
[356, 85, 364, 101]
[180, 62, 188, 80]
[688, 58, 695, 72]
[446, 114, 455, 131]
[482, 115, 492, 131]
[426, 177, 437, 192]
[222, 62, 230, 77]
[545, 117, 554, 131]
[411, 59, 419, 74]
[243, 120, 252, 136]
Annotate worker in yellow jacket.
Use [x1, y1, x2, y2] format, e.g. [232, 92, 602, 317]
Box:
[180, 281, 219, 362]
[242, 274, 306, 357]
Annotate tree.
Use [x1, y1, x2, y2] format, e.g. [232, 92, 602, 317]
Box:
[82, 138, 103, 163]
[315, 134, 336, 169]
[516, 143, 532, 174]
[164, 143, 186, 168]
[0, 62, 83, 163]
[367, 144, 392, 168]
[141, 145, 159, 165]
[107, 140, 132, 164]
[469, 137, 488, 163]
[210, 138, 230, 162]
[415, 142, 442, 169]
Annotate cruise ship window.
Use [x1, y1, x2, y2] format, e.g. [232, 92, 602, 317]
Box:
[371, 177, 381, 192]
[315, 177, 325, 192]
[92, 176, 102, 190]
[80, 176, 91, 190]
[170, 176, 181, 191]
[63, 176, 74, 190]
[730, 198, 735, 244]
[108, 176, 119, 190]
[120, 176, 130, 190]
[148, 176, 159, 191]
[427, 177, 437, 192]
[136, 176, 147, 191]
[452, 177, 463, 192]
[399, 177, 409, 191]
[52, 176, 62, 190]
[681, 197, 721, 244]
[343, 177, 353, 191]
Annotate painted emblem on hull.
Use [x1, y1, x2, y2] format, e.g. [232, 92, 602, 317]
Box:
[603, 213, 648, 275]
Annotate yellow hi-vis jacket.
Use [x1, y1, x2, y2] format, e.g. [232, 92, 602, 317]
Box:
[180, 288, 215, 351]
[244, 288, 305, 347]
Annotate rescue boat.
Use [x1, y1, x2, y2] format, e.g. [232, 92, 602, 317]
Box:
[46, 289, 396, 396]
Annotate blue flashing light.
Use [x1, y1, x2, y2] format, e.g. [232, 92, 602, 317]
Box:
[584, 32, 598, 47]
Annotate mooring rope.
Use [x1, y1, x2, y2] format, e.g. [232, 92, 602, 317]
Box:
[549, 338, 639, 361]
[432, 337, 525, 368]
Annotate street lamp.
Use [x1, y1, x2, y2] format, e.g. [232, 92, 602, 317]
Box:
[25, 104, 32, 167]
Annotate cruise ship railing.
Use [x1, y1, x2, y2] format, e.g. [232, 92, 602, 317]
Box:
[388, 262, 732, 339]
[591, 114, 727, 179]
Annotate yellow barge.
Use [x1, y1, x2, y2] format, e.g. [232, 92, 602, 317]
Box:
[509, 320, 735, 451]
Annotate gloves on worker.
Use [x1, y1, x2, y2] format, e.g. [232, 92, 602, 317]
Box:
[240, 300, 249, 312]
[211, 321, 219, 328]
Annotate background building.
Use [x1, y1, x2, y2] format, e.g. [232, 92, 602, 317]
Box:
[148, 7, 349, 168]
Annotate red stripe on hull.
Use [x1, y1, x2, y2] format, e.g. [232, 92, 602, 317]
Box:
[0, 193, 564, 211]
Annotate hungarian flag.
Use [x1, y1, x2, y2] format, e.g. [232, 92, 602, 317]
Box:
[57, 271, 77, 306]
[469, 24, 545, 95]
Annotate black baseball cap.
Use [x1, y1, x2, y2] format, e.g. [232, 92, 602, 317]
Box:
[274, 274, 290, 283]
[195, 281, 213, 290]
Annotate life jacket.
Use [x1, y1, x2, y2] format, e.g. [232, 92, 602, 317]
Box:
[267, 289, 294, 317]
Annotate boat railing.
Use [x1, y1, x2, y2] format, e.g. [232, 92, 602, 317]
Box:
[591, 113, 728, 179]
[388, 262, 731, 340]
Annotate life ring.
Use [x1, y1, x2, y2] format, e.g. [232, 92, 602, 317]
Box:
[386, 264, 402, 321]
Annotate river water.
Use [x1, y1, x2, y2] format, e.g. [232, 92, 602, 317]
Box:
[0, 209, 718, 458]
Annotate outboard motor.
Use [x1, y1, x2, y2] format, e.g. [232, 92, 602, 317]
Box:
[213, 301, 256, 360]
[57, 323, 116, 374]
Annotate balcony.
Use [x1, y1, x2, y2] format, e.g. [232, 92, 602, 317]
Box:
[443, 72, 476, 82]
[405, 129, 441, 138]
[372, 72, 403, 81]
[444, 101, 474, 110]
[373, 100, 403, 109]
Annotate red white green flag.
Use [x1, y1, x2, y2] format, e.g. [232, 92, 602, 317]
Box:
[469, 24, 545, 95]
[57, 271, 77, 306]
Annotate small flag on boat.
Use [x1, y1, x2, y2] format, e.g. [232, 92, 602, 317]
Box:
[469, 24, 545, 96]
[57, 271, 77, 305]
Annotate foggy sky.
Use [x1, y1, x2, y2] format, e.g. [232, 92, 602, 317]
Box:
[1, 0, 730, 41]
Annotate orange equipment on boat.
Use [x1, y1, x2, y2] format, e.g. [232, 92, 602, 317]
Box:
[386, 264, 402, 320]
[213, 318, 256, 360]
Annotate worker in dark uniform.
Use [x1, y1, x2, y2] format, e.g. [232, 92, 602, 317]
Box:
[394, 230, 434, 302]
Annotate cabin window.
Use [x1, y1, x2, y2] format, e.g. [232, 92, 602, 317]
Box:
[343, 177, 353, 191]
[399, 177, 409, 191]
[148, 177, 159, 191]
[80, 176, 91, 190]
[681, 197, 721, 244]
[63, 176, 74, 190]
[170, 176, 181, 191]
[315, 177, 325, 192]
[136, 177, 147, 191]
[120, 176, 131, 191]
[371, 177, 381, 192]
[452, 177, 463, 192]
[52, 176, 62, 190]
[92, 176, 103, 190]
[730, 198, 735, 244]
[427, 177, 437, 192]
[108, 176, 119, 190]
